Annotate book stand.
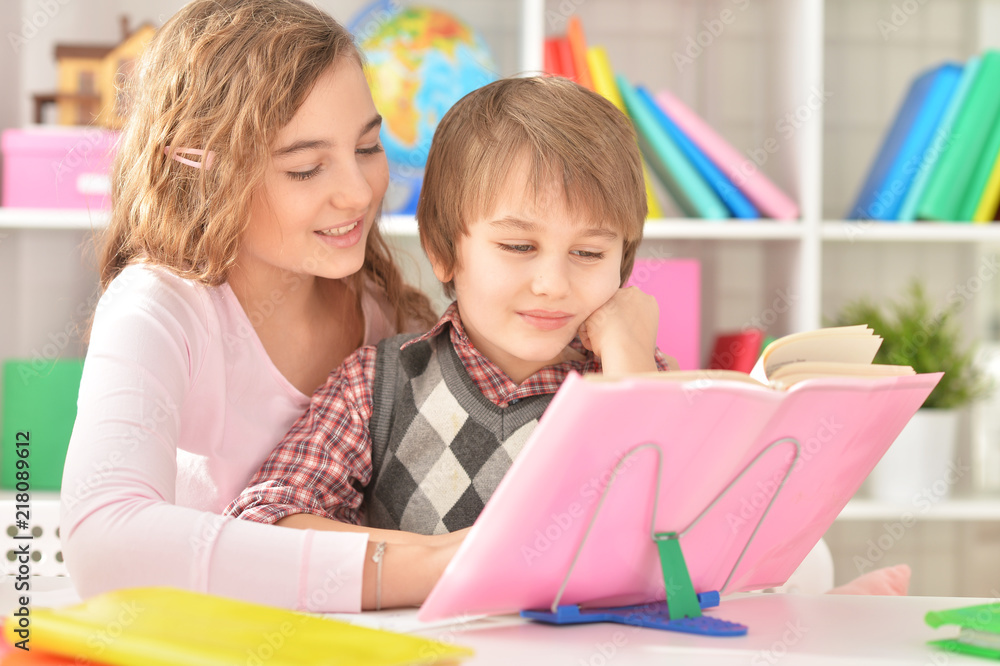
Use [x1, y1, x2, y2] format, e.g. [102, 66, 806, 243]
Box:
[521, 437, 802, 636]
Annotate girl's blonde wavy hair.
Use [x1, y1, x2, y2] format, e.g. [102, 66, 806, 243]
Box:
[100, 0, 435, 331]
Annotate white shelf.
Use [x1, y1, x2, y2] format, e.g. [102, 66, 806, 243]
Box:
[1, 210, 808, 241]
[0, 207, 108, 230]
[838, 497, 1000, 522]
[379, 215, 419, 238]
[642, 221, 804, 240]
[7, 209, 999, 246]
[822, 221, 1000, 243]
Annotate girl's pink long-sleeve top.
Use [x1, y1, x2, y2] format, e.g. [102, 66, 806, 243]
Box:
[60, 263, 397, 612]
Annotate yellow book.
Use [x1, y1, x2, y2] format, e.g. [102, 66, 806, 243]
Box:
[973, 147, 1000, 222]
[586, 45, 664, 219]
[2, 587, 472, 666]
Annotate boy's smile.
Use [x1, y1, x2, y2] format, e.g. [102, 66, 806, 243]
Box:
[518, 309, 574, 331]
[431, 165, 625, 385]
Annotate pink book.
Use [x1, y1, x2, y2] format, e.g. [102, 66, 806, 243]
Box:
[654, 90, 800, 220]
[420, 342, 939, 620]
[625, 258, 700, 371]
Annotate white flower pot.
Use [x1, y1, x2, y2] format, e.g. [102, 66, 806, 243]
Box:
[867, 409, 960, 504]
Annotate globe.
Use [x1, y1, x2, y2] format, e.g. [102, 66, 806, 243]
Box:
[349, 2, 499, 212]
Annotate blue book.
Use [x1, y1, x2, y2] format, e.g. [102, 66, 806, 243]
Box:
[635, 86, 759, 220]
[899, 57, 980, 221]
[848, 62, 963, 221]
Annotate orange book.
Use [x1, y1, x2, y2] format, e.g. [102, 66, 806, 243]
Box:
[555, 35, 576, 81]
[567, 17, 594, 90]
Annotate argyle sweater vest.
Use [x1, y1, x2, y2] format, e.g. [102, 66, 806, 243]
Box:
[364, 332, 553, 535]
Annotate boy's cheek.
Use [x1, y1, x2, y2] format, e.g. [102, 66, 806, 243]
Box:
[595, 275, 624, 307]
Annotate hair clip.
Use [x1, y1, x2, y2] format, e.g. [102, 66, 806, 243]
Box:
[164, 146, 215, 170]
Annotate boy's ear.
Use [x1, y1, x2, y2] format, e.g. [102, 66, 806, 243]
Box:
[428, 252, 454, 284]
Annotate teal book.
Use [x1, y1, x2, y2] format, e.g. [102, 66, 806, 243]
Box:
[898, 56, 981, 221]
[926, 603, 1000, 659]
[917, 50, 1000, 222]
[616, 75, 729, 219]
[636, 85, 759, 219]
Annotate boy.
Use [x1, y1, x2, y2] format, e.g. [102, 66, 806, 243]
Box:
[226, 76, 673, 537]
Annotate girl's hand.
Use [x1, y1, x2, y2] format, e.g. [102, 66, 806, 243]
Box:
[578, 286, 660, 376]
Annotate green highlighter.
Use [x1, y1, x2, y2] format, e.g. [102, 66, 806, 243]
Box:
[926, 603, 1000, 660]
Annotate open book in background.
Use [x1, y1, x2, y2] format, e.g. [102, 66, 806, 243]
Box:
[693, 325, 914, 389]
[751, 324, 915, 387]
[420, 326, 940, 622]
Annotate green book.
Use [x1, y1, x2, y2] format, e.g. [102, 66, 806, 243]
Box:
[917, 50, 1000, 222]
[616, 74, 729, 219]
[1, 359, 85, 491]
[960, 113, 1000, 221]
[925, 602, 1000, 659]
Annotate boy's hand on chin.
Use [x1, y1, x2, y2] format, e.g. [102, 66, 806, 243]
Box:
[578, 287, 659, 376]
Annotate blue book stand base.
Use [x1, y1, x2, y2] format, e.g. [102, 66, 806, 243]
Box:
[513, 440, 797, 638]
[519, 523, 750, 636]
[521, 591, 747, 636]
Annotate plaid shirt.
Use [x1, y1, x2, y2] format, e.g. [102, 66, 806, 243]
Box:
[226, 302, 674, 526]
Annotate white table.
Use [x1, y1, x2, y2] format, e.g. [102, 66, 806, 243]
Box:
[417, 593, 994, 665]
[2, 576, 993, 664]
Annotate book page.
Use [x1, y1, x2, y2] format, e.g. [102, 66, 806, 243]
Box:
[750, 325, 883, 383]
[769, 361, 915, 389]
[584, 369, 765, 386]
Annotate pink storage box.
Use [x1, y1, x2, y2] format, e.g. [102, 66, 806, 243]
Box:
[2, 127, 118, 209]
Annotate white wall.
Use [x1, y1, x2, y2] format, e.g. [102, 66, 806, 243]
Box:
[10, 0, 521, 128]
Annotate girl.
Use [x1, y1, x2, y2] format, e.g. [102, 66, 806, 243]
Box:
[60, 0, 459, 613]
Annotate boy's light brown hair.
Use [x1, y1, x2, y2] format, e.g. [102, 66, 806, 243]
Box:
[417, 76, 647, 297]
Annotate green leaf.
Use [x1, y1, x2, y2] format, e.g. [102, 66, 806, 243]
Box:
[829, 281, 993, 409]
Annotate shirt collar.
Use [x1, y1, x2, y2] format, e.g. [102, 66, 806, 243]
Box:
[400, 302, 601, 402]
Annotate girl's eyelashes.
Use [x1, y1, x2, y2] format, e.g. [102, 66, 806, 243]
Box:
[357, 143, 384, 156]
[284, 143, 382, 181]
[573, 250, 606, 260]
[287, 166, 321, 181]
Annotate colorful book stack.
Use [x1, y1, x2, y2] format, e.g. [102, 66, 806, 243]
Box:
[849, 50, 1000, 223]
[543, 19, 800, 222]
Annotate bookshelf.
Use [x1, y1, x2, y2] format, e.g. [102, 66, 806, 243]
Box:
[2, 0, 1000, 595]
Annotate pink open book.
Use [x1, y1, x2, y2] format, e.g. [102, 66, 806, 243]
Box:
[419, 326, 940, 621]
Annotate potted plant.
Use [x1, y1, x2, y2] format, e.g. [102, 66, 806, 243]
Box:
[831, 281, 992, 503]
